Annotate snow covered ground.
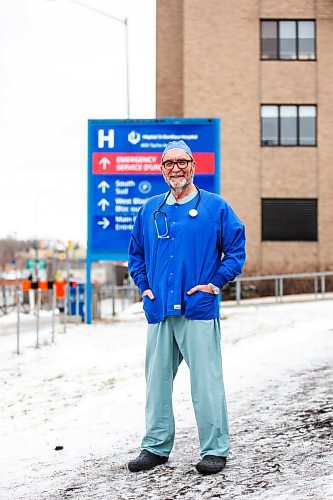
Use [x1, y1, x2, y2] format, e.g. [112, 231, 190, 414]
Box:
[0, 299, 332, 499]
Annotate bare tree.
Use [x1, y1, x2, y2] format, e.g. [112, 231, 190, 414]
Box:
[0, 238, 34, 268]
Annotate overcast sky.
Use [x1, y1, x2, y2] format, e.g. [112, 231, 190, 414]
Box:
[0, 0, 156, 245]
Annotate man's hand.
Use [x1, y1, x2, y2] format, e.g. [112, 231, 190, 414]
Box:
[187, 284, 214, 295]
[142, 289, 155, 300]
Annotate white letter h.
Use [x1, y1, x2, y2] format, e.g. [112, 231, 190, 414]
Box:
[98, 129, 114, 148]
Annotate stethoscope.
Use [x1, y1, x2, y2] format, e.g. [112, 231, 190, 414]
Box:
[153, 186, 201, 239]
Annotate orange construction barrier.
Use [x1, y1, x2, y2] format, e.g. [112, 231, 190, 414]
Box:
[38, 281, 48, 291]
[21, 279, 31, 292]
[54, 280, 67, 299]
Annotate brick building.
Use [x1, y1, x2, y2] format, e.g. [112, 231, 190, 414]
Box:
[156, 0, 333, 275]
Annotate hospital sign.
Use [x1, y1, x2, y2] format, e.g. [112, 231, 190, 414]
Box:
[87, 118, 220, 260]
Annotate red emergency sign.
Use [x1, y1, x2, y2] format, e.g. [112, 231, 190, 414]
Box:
[92, 152, 215, 175]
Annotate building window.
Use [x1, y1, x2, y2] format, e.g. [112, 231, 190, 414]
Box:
[262, 199, 318, 241]
[261, 20, 316, 60]
[261, 105, 316, 146]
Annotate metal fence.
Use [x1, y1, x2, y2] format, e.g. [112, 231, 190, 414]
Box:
[98, 284, 141, 318]
[97, 271, 333, 318]
[233, 271, 333, 305]
[2, 272, 332, 353]
[0, 285, 19, 315]
[0, 285, 86, 354]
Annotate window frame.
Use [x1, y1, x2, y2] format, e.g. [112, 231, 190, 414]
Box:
[260, 19, 317, 61]
[261, 104, 317, 147]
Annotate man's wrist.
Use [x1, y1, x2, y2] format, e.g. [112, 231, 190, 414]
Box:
[138, 280, 150, 294]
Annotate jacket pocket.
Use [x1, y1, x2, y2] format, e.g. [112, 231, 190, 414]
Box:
[185, 291, 218, 320]
[142, 296, 160, 324]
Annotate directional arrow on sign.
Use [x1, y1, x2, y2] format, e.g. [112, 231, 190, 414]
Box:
[97, 217, 110, 229]
[99, 157, 111, 170]
[97, 198, 110, 211]
[98, 180, 110, 194]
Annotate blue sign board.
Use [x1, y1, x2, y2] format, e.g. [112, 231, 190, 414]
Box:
[86, 118, 221, 322]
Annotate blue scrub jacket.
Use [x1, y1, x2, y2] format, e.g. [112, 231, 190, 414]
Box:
[128, 189, 246, 324]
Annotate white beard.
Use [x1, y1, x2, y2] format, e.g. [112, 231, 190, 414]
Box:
[163, 170, 194, 194]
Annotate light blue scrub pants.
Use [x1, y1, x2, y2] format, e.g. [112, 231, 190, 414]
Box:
[141, 316, 229, 458]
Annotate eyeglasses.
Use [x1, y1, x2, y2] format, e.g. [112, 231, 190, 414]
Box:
[161, 158, 193, 170]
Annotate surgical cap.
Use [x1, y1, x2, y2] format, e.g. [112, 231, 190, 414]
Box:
[161, 140, 193, 160]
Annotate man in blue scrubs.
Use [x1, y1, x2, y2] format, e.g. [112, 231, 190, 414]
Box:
[128, 140, 246, 474]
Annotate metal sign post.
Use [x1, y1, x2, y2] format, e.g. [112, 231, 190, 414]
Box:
[63, 285, 68, 334]
[86, 118, 221, 323]
[51, 285, 56, 343]
[36, 289, 41, 349]
[16, 287, 21, 355]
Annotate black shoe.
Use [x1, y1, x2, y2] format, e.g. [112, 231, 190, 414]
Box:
[128, 449, 168, 472]
[196, 455, 227, 475]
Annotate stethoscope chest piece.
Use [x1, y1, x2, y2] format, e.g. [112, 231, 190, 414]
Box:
[154, 186, 201, 237]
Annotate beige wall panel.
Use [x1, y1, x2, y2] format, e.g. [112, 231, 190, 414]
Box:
[262, 242, 318, 274]
[183, 0, 260, 115]
[239, 202, 261, 275]
[317, 1, 333, 19]
[317, 16, 333, 270]
[156, 0, 184, 116]
[260, 0, 315, 18]
[156, 0, 333, 275]
[261, 63, 316, 103]
[261, 149, 317, 197]
[183, 0, 262, 274]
